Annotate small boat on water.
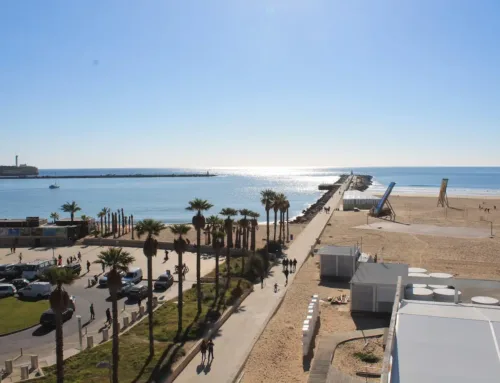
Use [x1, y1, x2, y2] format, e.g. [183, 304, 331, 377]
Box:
[49, 182, 60, 189]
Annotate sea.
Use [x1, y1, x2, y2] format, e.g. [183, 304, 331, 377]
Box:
[1, 167, 500, 224]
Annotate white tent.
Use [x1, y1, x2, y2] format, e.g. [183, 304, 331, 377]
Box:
[342, 190, 380, 211]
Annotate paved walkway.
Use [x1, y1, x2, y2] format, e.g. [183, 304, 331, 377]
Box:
[307, 328, 386, 383]
[174, 177, 352, 383]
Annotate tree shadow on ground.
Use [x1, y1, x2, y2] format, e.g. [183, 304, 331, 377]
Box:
[144, 312, 203, 383]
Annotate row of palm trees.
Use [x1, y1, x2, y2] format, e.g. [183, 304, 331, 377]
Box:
[45, 192, 290, 383]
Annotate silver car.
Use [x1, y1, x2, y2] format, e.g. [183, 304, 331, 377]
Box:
[0, 283, 16, 298]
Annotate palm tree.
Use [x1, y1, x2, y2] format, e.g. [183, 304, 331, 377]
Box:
[98, 209, 107, 236]
[107, 209, 111, 234]
[170, 224, 191, 336]
[260, 190, 276, 251]
[135, 218, 166, 357]
[50, 212, 59, 223]
[248, 211, 260, 251]
[60, 201, 81, 224]
[273, 193, 286, 242]
[239, 209, 252, 250]
[220, 208, 238, 249]
[186, 198, 213, 313]
[212, 230, 225, 299]
[40, 267, 77, 383]
[285, 199, 290, 242]
[205, 215, 220, 246]
[93, 248, 135, 383]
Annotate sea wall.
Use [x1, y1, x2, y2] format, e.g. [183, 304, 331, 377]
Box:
[349, 175, 373, 191]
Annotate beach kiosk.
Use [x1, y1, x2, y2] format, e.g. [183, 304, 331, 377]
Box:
[318, 245, 367, 280]
[350, 263, 408, 313]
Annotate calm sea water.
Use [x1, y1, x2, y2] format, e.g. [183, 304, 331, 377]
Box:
[0, 167, 499, 223]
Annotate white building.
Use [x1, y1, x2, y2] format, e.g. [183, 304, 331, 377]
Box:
[350, 263, 408, 313]
[384, 300, 500, 383]
[318, 245, 368, 279]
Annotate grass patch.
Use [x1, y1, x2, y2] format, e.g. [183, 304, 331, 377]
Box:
[0, 297, 49, 335]
[33, 278, 252, 383]
[353, 351, 380, 364]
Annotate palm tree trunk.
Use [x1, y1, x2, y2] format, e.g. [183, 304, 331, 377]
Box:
[266, 209, 270, 252]
[246, 226, 250, 249]
[215, 248, 220, 299]
[54, 309, 64, 383]
[196, 227, 202, 313]
[147, 254, 154, 356]
[278, 211, 282, 244]
[251, 225, 256, 252]
[111, 292, 119, 383]
[225, 245, 231, 289]
[100, 217, 104, 237]
[273, 210, 278, 241]
[177, 249, 183, 336]
[286, 208, 289, 242]
[70, 212, 74, 224]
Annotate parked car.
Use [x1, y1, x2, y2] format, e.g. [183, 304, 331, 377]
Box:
[127, 284, 148, 300]
[39, 307, 74, 327]
[154, 272, 174, 290]
[0, 283, 16, 298]
[63, 263, 82, 276]
[117, 281, 135, 297]
[99, 270, 125, 287]
[17, 281, 52, 299]
[11, 278, 30, 290]
[0, 264, 14, 279]
[4, 264, 28, 280]
[122, 267, 143, 284]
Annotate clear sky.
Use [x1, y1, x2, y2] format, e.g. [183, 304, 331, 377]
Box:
[1, 0, 500, 169]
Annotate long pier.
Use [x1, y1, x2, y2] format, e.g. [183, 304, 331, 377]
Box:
[0, 173, 216, 180]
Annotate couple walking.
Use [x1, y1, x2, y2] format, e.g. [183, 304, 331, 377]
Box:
[200, 339, 215, 364]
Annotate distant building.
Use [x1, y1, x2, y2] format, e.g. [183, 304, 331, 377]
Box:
[318, 245, 371, 280]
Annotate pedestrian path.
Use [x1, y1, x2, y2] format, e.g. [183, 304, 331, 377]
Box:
[173, 178, 352, 383]
[308, 328, 386, 383]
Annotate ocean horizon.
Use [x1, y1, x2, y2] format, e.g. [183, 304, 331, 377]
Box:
[1, 167, 500, 223]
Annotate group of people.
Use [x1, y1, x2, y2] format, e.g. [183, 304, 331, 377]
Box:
[282, 258, 297, 285]
[52, 252, 82, 266]
[323, 206, 331, 213]
[479, 203, 496, 213]
[174, 263, 189, 279]
[200, 339, 215, 365]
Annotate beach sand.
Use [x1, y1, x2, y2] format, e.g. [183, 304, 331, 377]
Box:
[242, 194, 500, 383]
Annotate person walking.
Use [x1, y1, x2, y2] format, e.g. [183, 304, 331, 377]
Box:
[18, 253, 23, 263]
[274, 282, 278, 293]
[90, 303, 95, 320]
[86, 260, 91, 273]
[207, 339, 214, 361]
[293, 258, 297, 272]
[138, 296, 142, 309]
[261, 274, 264, 289]
[101, 262, 105, 273]
[284, 268, 289, 285]
[78, 252, 82, 262]
[200, 339, 208, 364]
[105, 308, 112, 326]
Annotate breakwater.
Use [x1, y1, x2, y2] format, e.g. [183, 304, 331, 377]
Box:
[349, 174, 373, 191]
[0, 173, 216, 180]
[292, 175, 349, 223]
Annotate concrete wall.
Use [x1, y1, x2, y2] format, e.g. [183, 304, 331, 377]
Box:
[351, 283, 398, 313]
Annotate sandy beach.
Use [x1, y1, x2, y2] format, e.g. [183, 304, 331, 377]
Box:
[242, 193, 500, 382]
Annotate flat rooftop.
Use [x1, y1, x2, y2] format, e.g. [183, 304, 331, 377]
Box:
[350, 263, 408, 285]
[391, 300, 500, 383]
[317, 245, 359, 256]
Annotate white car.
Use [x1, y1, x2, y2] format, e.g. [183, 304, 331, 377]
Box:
[17, 281, 52, 299]
[0, 283, 16, 298]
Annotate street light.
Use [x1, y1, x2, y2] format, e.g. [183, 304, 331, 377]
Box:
[96, 361, 112, 383]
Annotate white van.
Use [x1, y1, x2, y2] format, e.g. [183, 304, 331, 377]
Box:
[123, 267, 143, 284]
[17, 281, 52, 299]
[22, 260, 54, 280]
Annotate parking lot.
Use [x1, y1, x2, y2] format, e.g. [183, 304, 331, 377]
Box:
[0, 244, 221, 361]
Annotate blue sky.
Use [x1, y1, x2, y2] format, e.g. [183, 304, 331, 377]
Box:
[1, 0, 500, 168]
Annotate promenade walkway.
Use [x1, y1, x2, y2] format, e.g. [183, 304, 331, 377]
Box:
[174, 177, 352, 383]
